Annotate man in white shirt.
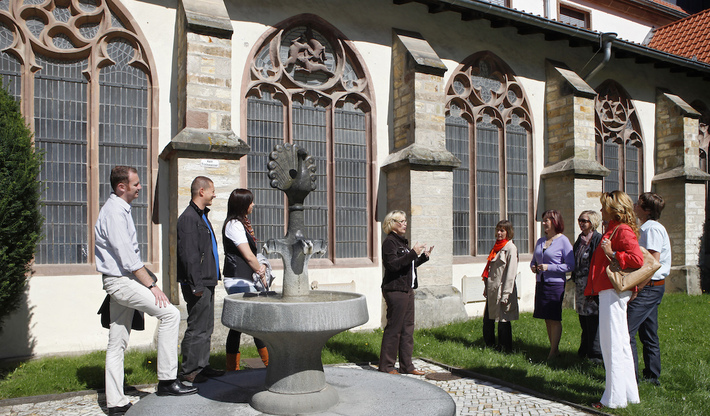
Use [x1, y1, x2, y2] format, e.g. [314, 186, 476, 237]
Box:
[630, 192, 672, 386]
[96, 166, 197, 416]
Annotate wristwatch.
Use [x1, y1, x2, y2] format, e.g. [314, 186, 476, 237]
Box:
[147, 283, 156, 289]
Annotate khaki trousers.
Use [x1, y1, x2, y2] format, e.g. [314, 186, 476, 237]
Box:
[102, 275, 180, 408]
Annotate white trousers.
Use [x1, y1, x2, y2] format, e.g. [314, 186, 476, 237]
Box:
[102, 275, 180, 408]
[599, 289, 640, 408]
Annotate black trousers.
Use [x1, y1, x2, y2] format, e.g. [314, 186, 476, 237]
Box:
[378, 289, 415, 373]
[482, 299, 512, 352]
[180, 285, 215, 374]
[578, 313, 602, 359]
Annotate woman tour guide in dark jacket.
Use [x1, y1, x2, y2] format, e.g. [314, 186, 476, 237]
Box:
[378, 210, 433, 375]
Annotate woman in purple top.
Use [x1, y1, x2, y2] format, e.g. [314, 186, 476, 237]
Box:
[531, 209, 575, 359]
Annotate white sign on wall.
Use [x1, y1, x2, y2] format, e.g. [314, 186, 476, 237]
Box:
[201, 159, 220, 168]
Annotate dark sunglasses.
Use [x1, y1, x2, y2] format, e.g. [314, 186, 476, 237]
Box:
[578, 219, 590, 224]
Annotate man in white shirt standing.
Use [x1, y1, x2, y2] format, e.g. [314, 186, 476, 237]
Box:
[95, 166, 197, 416]
[630, 192, 672, 387]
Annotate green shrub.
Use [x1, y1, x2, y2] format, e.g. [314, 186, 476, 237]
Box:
[0, 81, 43, 332]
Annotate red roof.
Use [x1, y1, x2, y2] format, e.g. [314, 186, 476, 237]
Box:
[648, 8, 710, 64]
[649, 0, 687, 14]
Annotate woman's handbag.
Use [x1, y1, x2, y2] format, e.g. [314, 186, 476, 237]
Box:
[605, 226, 661, 293]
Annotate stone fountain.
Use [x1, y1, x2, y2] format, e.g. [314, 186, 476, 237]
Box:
[128, 144, 455, 416]
[221, 143, 368, 414]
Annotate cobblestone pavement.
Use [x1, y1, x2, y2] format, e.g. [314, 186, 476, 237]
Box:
[0, 359, 596, 416]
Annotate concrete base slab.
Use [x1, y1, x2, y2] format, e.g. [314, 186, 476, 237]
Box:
[127, 367, 456, 415]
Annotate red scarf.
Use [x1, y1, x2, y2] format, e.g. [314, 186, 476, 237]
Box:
[482, 239, 509, 279]
[241, 216, 257, 242]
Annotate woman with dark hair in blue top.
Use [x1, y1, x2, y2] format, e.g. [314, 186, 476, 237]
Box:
[531, 209, 575, 360]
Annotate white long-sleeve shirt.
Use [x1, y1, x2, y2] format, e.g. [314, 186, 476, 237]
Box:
[94, 193, 143, 277]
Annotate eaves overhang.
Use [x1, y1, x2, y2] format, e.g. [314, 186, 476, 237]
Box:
[394, 0, 710, 81]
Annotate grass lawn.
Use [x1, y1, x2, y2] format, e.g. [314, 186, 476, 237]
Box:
[1, 293, 709, 415]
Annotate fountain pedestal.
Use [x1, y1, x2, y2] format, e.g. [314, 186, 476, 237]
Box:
[222, 291, 368, 415]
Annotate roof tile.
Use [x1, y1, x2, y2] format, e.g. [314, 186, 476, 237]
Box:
[648, 8, 710, 63]
[649, 0, 687, 14]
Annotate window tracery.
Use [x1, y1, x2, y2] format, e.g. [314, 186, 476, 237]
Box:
[243, 15, 374, 263]
[594, 80, 643, 202]
[445, 51, 533, 255]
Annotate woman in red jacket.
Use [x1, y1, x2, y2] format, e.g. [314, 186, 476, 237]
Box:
[585, 191, 644, 409]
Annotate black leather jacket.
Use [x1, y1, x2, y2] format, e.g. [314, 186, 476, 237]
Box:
[176, 201, 220, 293]
[381, 232, 429, 292]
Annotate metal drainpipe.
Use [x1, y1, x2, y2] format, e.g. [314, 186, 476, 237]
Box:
[584, 32, 617, 82]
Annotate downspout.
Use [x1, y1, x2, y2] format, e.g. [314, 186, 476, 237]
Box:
[584, 32, 617, 82]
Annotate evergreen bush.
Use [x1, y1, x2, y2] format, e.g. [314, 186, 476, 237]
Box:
[0, 81, 43, 333]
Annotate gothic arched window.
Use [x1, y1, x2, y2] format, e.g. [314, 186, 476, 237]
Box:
[691, 100, 710, 173]
[595, 80, 644, 202]
[243, 16, 375, 263]
[445, 52, 533, 255]
[0, 0, 157, 272]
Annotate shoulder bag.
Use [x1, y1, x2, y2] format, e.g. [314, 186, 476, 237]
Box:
[605, 226, 661, 293]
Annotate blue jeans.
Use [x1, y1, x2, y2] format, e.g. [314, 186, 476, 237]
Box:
[225, 281, 264, 353]
[627, 284, 664, 382]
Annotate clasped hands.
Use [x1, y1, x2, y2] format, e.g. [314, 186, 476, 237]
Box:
[413, 242, 434, 257]
[530, 263, 548, 273]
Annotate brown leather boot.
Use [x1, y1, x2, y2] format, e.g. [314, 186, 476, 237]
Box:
[226, 352, 240, 371]
[258, 347, 269, 367]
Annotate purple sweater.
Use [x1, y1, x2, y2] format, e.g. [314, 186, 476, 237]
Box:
[530, 235, 575, 283]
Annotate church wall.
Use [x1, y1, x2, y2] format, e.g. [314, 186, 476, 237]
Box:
[3, 0, 710, 359]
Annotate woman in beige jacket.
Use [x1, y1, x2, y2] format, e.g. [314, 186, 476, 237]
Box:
[482, 220, 519, 352]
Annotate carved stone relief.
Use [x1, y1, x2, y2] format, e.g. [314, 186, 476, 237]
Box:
[247, 19, 371, 109]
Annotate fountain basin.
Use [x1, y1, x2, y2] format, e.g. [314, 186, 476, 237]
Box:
[222, 291, 368, 334]
[221, 290, 368, 414]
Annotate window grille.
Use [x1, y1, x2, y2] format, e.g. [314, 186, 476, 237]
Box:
[334, 102, 367, 258]
[34, 55, 89, 264]
[603, 141, 620, 193]
[506, 123, 528, 253]
[0, 50, 20, 100]
[293, 98, 328, 257]
[446, 112, 470, 256]
[246, 93, 285, 249]
[481, 0, 507, 6]
[0, 24, 19, 99]
[99, 39, 149, 261]
[625, 144, 639, 202]
[559, 5, 589, 28]
[476, 122, 499, 254]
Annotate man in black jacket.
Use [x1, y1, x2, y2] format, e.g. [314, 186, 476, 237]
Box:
[177, 176, 224, 382]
